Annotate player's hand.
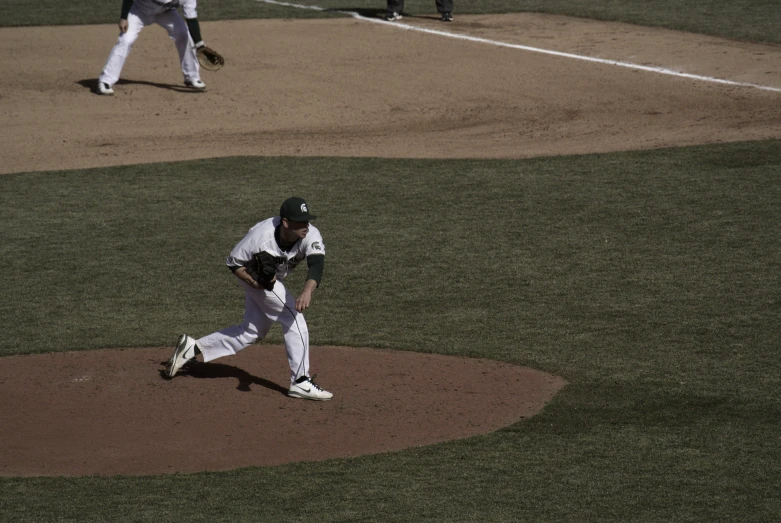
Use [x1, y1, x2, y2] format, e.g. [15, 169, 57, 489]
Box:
[295, 289, 313, 312]
[119, 19, 128, 34]
[251, 276, 275, 290]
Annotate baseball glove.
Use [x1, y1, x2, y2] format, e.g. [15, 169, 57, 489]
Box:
[196, 45, 225, 71]
[247, 251, 278, 291]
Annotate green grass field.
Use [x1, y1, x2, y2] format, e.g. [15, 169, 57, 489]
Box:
[2, 141, 780, 521]
[2, 0, 781, 520]
[3, 0, 781, 44]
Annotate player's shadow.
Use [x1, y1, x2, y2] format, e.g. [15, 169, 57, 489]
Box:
[77, 78, 202, 94]
[159, 360, 289, 395]
[330, 7, 437, 20]
[328, 7, 385, 17]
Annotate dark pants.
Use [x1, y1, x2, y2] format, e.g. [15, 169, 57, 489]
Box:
[387, 0, 453, 14]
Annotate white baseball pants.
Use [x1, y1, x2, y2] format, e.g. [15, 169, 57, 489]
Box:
[196, 280, 311, 385]
[98, 8, 200, 86]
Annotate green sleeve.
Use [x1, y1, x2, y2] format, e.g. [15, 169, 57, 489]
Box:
[185, 17, 204, 46]
[120, 0, 133, 19]
[306, 254, 325, 286]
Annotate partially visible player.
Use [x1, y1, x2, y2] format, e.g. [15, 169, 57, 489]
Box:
[166, 197, 333, 401]
[97, 0, 209, 95]
[385, 0, 454, 22]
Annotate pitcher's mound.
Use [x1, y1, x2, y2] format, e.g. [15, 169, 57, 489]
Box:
[0, 345, 565, 476]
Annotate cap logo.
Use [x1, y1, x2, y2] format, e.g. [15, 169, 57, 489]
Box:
[301, 203, 308, 213]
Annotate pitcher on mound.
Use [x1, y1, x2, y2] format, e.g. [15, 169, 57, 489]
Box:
[166, 196, 332, 401]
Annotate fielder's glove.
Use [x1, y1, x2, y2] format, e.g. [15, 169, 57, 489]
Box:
[196, 44, 225, 71]
[247, 251, 278, 291]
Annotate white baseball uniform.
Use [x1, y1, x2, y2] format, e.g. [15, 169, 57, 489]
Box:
[99, 0, 201, 87]
[195, 217, 326, 384]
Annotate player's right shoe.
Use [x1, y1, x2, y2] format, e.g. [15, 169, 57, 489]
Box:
[184, 79, 206, 91]
[440, 12, 453, 22]
[288, 375, 333, 401]
[384, 12, 402, 21]
[97, 82, 114, 96]
[167, 334, 197, 379]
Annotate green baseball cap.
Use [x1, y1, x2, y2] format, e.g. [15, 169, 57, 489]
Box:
[280, 196, 317, 221]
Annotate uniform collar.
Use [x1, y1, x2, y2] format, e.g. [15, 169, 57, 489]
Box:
[274, 225, 299, 252]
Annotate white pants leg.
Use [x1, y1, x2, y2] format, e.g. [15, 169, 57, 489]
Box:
[156, 10, 201, 82]
[98, 10, 147, 86]
[196, 280, 310, 385]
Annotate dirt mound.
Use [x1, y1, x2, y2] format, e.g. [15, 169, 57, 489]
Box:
[0, 345, 565, 476]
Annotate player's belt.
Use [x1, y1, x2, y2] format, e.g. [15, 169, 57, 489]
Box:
[150, 0, 180, 10]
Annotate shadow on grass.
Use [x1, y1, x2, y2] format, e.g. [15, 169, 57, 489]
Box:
[331, 7, 442, 20]
[76, 78, 204, 95]
[159, 360, 289, 395]
[329, 6, 385, 17]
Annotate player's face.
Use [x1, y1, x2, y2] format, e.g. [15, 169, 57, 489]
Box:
[284, 219, 310, 239]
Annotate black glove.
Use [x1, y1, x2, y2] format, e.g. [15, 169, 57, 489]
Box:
[246, 251, 278, 291]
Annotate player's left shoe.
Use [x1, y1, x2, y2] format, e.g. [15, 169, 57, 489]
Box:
[184, 79, 206, 91]
[288, 375, 333, 401]
[167, 334, 198, 378]
[97, 82, 115, 95]
[440, 12, 453, 22]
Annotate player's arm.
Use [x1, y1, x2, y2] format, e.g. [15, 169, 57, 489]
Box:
[227, 254, 264, 289]
[185, 18, 206, 48]
[228, 258, 277, 290]
[296, 254, 324, 312]
[182, 0, 206, 48]
[227, 246, 278, 291]
[226, 230, 266, 288]
[230, 266, 263, 289]
[118, 0, 133, 33]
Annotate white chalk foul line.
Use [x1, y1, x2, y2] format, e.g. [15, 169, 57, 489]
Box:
[259, 0, 781, 94]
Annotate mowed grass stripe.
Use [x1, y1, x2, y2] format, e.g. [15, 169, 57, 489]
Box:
[1, 141, 779, 522]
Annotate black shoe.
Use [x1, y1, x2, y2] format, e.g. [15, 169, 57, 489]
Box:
[441, 12, 453, 22]
[385, 11, 402, 21]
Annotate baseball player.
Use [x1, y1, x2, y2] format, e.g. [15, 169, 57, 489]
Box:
[166, 197, 333, 401]
[385, 0, 454, 21]
[97, 0, 209, 95]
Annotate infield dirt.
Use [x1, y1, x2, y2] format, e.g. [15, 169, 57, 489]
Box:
[1, 13, 780, 175]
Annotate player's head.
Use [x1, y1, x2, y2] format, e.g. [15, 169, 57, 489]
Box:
[279, 197, 316, 239]
[280, 197, 316, 222]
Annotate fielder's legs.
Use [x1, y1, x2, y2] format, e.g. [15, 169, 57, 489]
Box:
[435, 0, 453, 13]
[268, 282, 311, 385]
[156, 10, 201, 83]
[98, 10, 148, 86]
[196, 280, 310, 384]
[386, 0, 405, 15]
[196, 288, 272, 360]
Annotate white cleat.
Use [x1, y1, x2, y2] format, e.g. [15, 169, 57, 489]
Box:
[184, 79, 206, 91]
[288, 375, 333, 401]
[97, 82, 114, 95]
[167, 334, 197, 378]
